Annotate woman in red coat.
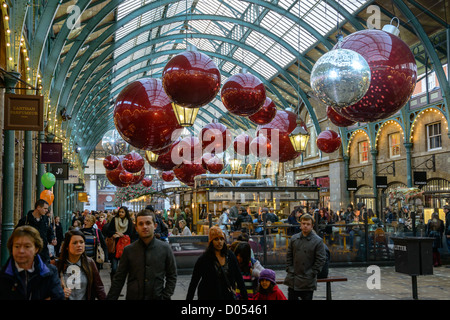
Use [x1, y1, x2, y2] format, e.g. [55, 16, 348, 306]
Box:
[252, 269, 287, 300]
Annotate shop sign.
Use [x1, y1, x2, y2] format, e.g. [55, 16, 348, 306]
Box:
[4, 93, 44, 131]
[376, 176, 388, 188]
[347, 179, 358, 191]
[209, 191, 233, 201]
[64, 169, 79, 184]
[413, 171, 427, 185]
[273, 191, 295, 200]
[73, 183, 85, 191]
[78, 192, 88, 202]
[296, 191, 319, 200]
[40, 142, 63, 164]
[235, 192, 257, 202]
[50, 163, 69, 180]
[259, 192, 272, 201]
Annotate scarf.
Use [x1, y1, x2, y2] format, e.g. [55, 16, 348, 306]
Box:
[115, 217, 129, 234]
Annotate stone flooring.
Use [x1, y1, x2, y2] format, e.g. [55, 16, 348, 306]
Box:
[100, 262, 450, 300]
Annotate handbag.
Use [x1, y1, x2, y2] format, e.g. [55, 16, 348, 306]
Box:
[217, 259, 237, 300]
[105, 236, 115, 254]
[115, 235, 131, 259]
[95, 229, 105, 264]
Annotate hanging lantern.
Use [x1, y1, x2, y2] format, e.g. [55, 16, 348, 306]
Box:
[172, 103, 200, 127]
[145, 150, 159, 163]
[289, 119, 310, 153]
[248, 97, 277, 125]
[316, 129, 341, 153]
[229, 157, 242, 172]
[221, 69, 266, 117]
[332, 21, 417, 122]
[114, 78, 182, 151]
[326, 106, 355, 127]
[162, 45, 221, 108]
[310, 47, 371, 109]
[121, 151, 145, 173]
[201, 121, 232, 154]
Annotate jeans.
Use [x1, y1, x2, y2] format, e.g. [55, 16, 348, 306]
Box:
[288, 288, 314, 300]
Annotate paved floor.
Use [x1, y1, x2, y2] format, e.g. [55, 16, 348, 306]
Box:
[100, 262, 450, 300]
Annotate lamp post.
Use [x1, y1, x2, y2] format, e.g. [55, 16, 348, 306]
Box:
[289, 118, 310, 153]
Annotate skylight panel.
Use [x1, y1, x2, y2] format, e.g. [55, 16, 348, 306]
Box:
[265, 45, 295, 68]
[252, 59, 277, 80]
[117, 0, 141, 20]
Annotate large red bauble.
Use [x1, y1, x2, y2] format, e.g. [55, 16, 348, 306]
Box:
[201, 153, 214, 170]
[221, 72, 266, 116]
[178, 136, 203, 164]
[142, 177, 152, 187]
[201, 122, 232, 154]
[162, 50, 221, 108]
[326, 106, 355, 127]
[114, 78, 182, 151]
[106, 156, 129, 188]
[146, 139, 180, 171]
[119, 170, 135, 184]
[121, 151, 145, 173]
[173, 163, 207, 187]
[316, 129, 341, 153]
[257, 109, 302, 162]
[248, 97, 277, 125]
[103, 155, 120, 170]
[206, 156, 224, 174]
[161, 171, 175, 182]
[250, 136, 272, 158]
[335, 29, 417, 122]
[233, 133, 251, 156]
[131, 168, 145, 185]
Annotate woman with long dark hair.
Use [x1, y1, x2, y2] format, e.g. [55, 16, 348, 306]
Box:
[103, 206, 136, 279]
[186, 226, 247, 300]
[57, 230, 106, 300]
[426, 211, 444, 267]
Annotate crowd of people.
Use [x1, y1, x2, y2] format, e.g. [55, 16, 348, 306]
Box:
[1, 198, 448, 300]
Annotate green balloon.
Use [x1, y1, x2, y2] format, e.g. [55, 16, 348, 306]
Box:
[41, 172, 56, 189]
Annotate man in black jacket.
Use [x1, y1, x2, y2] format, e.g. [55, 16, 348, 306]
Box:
[16, 199, 56, 263]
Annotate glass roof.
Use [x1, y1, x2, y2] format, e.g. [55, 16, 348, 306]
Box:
[107, 0, 370, 134]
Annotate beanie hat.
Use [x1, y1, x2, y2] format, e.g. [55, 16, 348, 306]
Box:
[208, 226, 225, 244]
[259, 269, 276, 285]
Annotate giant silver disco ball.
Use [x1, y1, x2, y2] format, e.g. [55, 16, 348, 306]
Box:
[310, 48, 371, 109]
[102, 129, 128, 155]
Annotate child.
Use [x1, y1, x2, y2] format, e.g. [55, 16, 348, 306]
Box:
[252, 269, 287, 300]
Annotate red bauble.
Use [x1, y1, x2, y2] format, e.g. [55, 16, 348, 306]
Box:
[146, 139, 180, 171]
[161, 171, 175, 182]
[233, 133, 251, 156]
[316, 129, 341, 153]
[131, 168, 145, 185]
[201, 153, 214, 170]
[178, 136, 203, 164]
[119, 170, 134, 184]
[106, 156, 129, 188]
[248, 97, 277, 125]
[250, 136, 272, 158]
[121, 151, 145, 173]
[103, 155, 120, 171]
[335, 29, 417, 122]
[206, 156, 224, 174]
[201, 122, 232, 154]
[173, 163, 207, 187]
[326, 106, 355, 127]
[221, 72, 266, 116]
[114, 78, 182, 151]
[257, 109, 302, 162]
[162, 50, 221, 108]
[142, 177, 153, 187]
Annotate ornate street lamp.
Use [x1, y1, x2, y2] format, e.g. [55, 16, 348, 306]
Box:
[171, 103, 200, 127]
[289, 118, 310, 153]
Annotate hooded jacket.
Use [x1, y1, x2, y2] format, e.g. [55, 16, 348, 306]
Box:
[252, 284, 287, 300]
[0, 254, 64, 300]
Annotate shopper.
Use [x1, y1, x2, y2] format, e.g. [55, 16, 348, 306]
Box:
[186, 226, 248, 300]
[16, 199, 56, 263]
[284, 213, 326, 300]
[81, 214, 108, 269]
[234, 207, 253, 232]
[426, 211, 444, 267]
[107, 209, 177, 300]
[178, 219, 192, 236]
[287, 208, 302, 236]
[445, 205, 450, 261]
[252, 269, 287, 300]
[233, 241, 260, 299]
[0, 226, 64, 300]
[53, 216, 64, 257]
[218, 208, 231, 237]
[57, 230, 106, 300]
[103, 206, 136, 280]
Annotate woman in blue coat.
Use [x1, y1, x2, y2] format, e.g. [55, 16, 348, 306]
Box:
[0, 226, 64, 300]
